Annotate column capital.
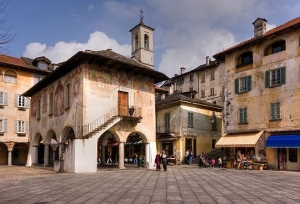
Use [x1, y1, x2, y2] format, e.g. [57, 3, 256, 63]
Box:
[4, 141, 14, 151]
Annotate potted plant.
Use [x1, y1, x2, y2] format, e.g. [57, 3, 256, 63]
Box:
[128, 106, 135, 116]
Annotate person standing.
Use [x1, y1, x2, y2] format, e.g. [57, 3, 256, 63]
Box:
[199, 152, 204, 167]
[188, 150, 193, 165]
[218, 157, 222, 168]
[107, 152, 112, 164]
[133, 153, 138, 164]
[185, 150, 189, 164]
[154, 151, 161, 171]
[161, 151, 167, 171]
[237, 150, 242, 170]
[211, 158, 215, 168]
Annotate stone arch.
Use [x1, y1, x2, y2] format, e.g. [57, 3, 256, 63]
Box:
[12, 143, 28, 165]
[124, 131, 148, 165]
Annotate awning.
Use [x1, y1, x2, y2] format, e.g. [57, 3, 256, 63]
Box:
[266, 135, 300, 148]
[215, 131, 263, 148]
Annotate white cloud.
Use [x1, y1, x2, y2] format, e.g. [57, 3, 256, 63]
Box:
[266, 23, 276, 31]
[23, 31, 131, 63]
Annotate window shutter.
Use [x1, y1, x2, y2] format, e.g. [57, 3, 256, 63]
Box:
[276, 103, 280, 119]
[4, 92, 8, 105]
[25, 97, 30, 108]
[244, 108, 247, 123]
[14, 120, 18, 133]
[235, 79, 239, 94]
[265, 71, 270, 87]
[25, 121, 29, 133]
[239, 109, 243, 123]
[270, 103, 275, 119]
[14, 94, 19, 107]
[247, 76, 252, 91]
[2, 119, 7, 132]
[280, 67, 286, 84]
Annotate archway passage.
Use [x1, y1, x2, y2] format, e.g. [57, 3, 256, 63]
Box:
[12, 143, 28, 165]
[0, 143, 8, 165]
[125, 133, 145, 166]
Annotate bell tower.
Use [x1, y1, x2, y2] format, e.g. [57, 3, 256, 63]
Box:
[129, 10, 155, 68]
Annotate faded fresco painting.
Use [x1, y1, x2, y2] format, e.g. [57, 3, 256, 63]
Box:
[54, 80, 64, 117]
[112, 70, 132, 88]
[134, 77, 154, 93]
[31, 99, 36, 117]
[89, 68, 112, 88]
[42, 92, 47, 114]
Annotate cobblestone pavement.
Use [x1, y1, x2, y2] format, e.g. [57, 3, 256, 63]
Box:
[0, 165, 300, 204]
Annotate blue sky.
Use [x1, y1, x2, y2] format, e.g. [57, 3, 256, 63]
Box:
[4, 0, 300, 77]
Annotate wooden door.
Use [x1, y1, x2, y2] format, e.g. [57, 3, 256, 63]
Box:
[118, 91, 128, 116]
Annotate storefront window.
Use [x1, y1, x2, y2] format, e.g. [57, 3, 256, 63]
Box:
[289, 148, 297, 162]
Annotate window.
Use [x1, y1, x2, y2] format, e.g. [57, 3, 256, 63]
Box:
[37, 99, 41, 120]
[210, 88, 214, 96]
[135, 34, 138, 51]
[201, 73, 205, 83]
[38, 62, 47, 70]
[235, 76, 252, 94]
[15, 94, 29, 109]
[265, 40, 286, 55]
[270, 102, 280, 120]
[49, 92, 54, 115]
[188, 112, 194, 127]
[14, 120, 28, 134]
[189, 87, 193, 91]
[164, 113, 170, 132]
[239, 108, 248, 124]
[190, 74, 193, 82]
[0, 92, 8, 106]
[201, 90, 205, 98]
[178, 78, 184, 85]
[34, 74, 44, 84]
[210, 71, 215, 80]
[144, 34, 149, 49]
[289, 148, 297, 162]
[265, 67, 286, 87]
[237, 51, 253, 67]
[4, 70, 17, 83]
[211, 115, 217, 130]
[65, 83, 71, 109]
[0, 119, 7, 133]
[212, 139, 216, 149]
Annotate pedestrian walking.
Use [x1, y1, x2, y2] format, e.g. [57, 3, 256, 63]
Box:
[154, 151, 161, 171]
[106, 151, 112, 164]
[188, 150, 193, 165]
[211, 158, 215, 168]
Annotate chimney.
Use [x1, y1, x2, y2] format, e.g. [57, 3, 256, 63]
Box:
[180, 67, 186, 75]
[253, 18, 267, 38]
[206, 56, 210, 65]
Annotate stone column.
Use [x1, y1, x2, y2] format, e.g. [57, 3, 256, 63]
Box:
[5, 141, 14, 166]
[145, 143, 149, 169]
[118, 142, 126, 169]
[44, 144, 49, 166]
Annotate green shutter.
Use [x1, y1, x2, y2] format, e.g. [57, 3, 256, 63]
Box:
[276, 102, 280, 119]
[270, 103, 275, 120]
[265, 71, 270, 87]
[239, 108, 243, 123]
[280, 67, 286, 84]
[244, 108, 247, 123]
[235, 78, 239, 94]
[247, 76, 252, 91]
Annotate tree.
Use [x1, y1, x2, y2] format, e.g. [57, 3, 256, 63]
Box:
[0, 1, 16, 53]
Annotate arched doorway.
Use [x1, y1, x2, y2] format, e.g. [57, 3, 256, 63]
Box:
[0, 143, 8, 165]
[12, 143, 28, 165]
[125, 132, 145, 166]
[97, 131, 120, 167]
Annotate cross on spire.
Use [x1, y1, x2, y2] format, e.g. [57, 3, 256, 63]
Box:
[139, 9, 144, 24]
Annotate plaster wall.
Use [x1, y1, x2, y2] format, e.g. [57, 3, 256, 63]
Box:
[224, 30, 300, 131]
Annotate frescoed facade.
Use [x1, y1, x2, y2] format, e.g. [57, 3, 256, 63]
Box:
[0, 55, 51, 166]
[24, 20, 168, 173]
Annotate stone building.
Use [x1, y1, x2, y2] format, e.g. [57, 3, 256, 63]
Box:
[155, 91, 223, 164]
[23, 19, 168, 173]
[214, 17, 300, 170]
[0, 55, 51, 165]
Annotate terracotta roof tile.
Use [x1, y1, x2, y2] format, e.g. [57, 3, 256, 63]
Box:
[0, 55, 29, 68]
[214, 16, 300, 58]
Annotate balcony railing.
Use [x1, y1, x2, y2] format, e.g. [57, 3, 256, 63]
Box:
[156, 125, 178, 134]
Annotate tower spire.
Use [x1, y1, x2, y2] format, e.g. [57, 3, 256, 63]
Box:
[139, 9, 144, 24]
